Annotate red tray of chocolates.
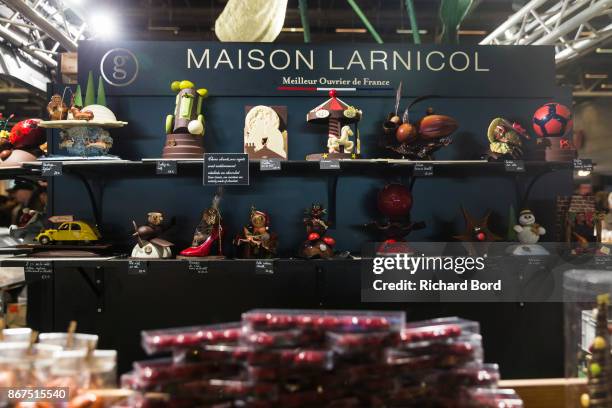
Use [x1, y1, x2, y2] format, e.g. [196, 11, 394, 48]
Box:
[142, 322, 242, 355]
[401, 317, 480, 344]
[242, 309, 405, 333]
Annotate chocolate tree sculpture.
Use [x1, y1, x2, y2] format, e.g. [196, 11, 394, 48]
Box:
[299, 203, 335, 259]
[163, 80, 208, 159]
[580, 294, 612, 408]
[306, 90, 361, 161]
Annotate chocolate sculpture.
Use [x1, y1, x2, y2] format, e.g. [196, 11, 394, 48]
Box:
[131, 212, 174, 258]
[530, 102, 576, 161]
[234, 207, 278, 259]
[454, 206, 501, 256]
[306, 90, 361, 161]
[47, 94, 68, 120]
[485, 118, 529, 160]
[178, 191, 224, 259]
[244, 105, 288, 160]
[383, 83, 458, 160]
[0, 115, 45, 165]
[163, 80, 208, 159]
[365, 183, 425, 253]
[513, 209, 545, 245]
[299, 203, 335, 259]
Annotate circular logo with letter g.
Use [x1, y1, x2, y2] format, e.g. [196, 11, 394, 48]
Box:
[100, 48, 139, 87]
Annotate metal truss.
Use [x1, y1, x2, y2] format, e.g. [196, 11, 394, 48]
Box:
[0, 0, 91, 91]
[480, 0, 612, 66]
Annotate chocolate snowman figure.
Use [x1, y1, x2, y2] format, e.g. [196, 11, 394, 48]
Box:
[513, 209, 546, 244]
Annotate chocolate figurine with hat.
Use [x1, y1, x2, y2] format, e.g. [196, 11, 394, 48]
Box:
[234, 206, 278, 259]
[306, 89, 361, 161]
[131, 212, 175, 259]
[508, 208, 549, 255]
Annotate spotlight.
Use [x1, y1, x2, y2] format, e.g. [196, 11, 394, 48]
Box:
[577, 170, 591, 177]
[89, 10, 117, 39]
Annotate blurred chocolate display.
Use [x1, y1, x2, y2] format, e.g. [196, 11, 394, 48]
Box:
[365, 183, 425, 254]
[0, 115, 46, 165]
[163, 80, 208, 159]
[131, 212, 174, 259]
[179, 190, 224, 259]
[383, 83, 458, 160]
[244, 105, 288, 160]
[234, 206, 278, 259]
[306, 89, 361, 161]
[299, 203, 335, 259]
[484, 118, 529, 160]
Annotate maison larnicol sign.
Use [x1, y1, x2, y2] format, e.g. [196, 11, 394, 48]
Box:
[78, 41, 556, 98]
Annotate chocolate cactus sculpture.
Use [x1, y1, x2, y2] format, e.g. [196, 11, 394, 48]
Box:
[580, 294, 612, 408]
[163, 80, 208, 159]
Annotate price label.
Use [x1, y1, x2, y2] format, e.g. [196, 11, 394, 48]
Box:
[41, 162, 62, 176]
[504, 160, 525, 172]
[255, 260, 274, 275]
[187, 260, 208, 274]
[320, 160, 340, 170]
[128, 260, 147, 275]
[156, 160, 177, 175]
[573, 158, 593, 172]
[413, 163, 434, 177]
[24, 261, 53, 282]
[260, 159, 281, 171]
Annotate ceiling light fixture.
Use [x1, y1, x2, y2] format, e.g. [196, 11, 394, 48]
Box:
[577, 170, 591, 177]
[89, 10, 118, 39]
[335, 28, 367, 33]
[596, 48, 612, 53]
[585, 73, 608, 79]
[396, 29, 428, 34]
[281, 27, 304, 32]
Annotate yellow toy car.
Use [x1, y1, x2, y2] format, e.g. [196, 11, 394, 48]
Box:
[36, 221, 101, 245]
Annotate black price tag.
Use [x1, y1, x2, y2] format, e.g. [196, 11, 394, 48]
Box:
[573, 158, 593, 172]
[156, 160, 177, 175]
[413, 163, 434, 177]
[24, 261, 53, 282]
[320, 159, 340, 170]
[187, 260, 208, 274]
[504, 160, 525, 172]
[255, 260, 274, 275]
[204, 153, 249, 186]
[128, 260, 147, 275]
[260, 159, 281, 171]
[41, 162, 62, 176]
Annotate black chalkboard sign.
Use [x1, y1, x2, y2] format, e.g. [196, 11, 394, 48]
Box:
[504, 160, 525, 172]
[260, 159, 281, 171]
[573, 158, 593, 172]
[255, 260, 274, 275]
[42, 162, 62, 176]
[128, 260, 147, 275]
[204, 153, 249, 185]
[414, 163, 434, 177]
[187, 260, 208, 274]
[320, 160, 340, 170]
[25, 261, 53, 282]
[156, 160, 178, 175]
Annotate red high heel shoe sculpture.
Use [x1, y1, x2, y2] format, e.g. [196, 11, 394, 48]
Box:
[234, 207, 278, 259]
[178, 191, 224, 259]
[299, 203, 335, 259]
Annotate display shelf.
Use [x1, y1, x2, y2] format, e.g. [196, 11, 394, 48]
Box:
[20, 158, 575, 178]
[0, 164, 41, 179]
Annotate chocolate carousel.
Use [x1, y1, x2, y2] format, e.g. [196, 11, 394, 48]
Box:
[306, 90, 361, 161]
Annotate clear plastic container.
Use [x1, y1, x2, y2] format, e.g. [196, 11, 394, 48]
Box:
[141, 322, 241, 355]
[327, 331, 400, 354]
[1, 328, 32, 342]
[88, 349, 117, 389]
[386, 344, 484, 372]
[0, 342, 61, 391]
[242, 309, 405, 333]
[242, 329, 315, 349]
[401, 317, 480, 344]
[38, 332, 99, 350]
[44, 349, 90, 392]
[395, 333, 483, 357]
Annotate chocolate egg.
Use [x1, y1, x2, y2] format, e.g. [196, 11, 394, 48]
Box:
[395, 123, 417, 144]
